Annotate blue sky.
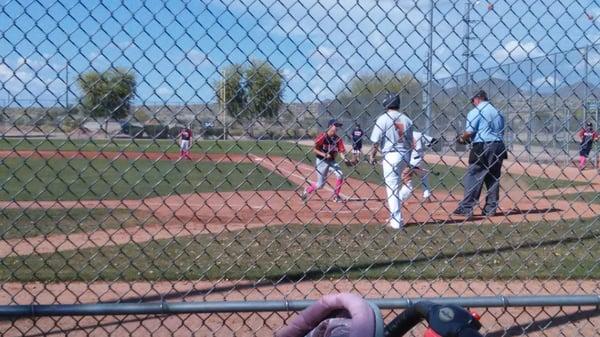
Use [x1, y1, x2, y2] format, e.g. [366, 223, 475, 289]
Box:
[0, 0, 599, 106]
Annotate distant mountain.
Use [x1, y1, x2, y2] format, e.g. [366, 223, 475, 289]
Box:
[432, 77, 528, 101]
[556, 81, 600, 101]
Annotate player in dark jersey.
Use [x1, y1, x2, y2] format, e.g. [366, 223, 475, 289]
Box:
[301, 119, 349, 202]
[350, 123, 364, 162]
[578, 122, 599, 170]
[178, 127, 193, 160]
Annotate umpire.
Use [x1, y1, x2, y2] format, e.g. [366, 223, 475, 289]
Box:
[453, 90, 507, 218]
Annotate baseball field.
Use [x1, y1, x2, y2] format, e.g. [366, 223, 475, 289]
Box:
[0, 138, 597, 282]
[1, 138, 599, 336]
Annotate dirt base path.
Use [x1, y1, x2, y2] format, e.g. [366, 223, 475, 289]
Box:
[0, 150, 598, 258]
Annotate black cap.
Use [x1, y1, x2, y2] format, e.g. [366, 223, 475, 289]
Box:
[383, 93, 400, 110]
[328, 119, 343, 127]
[471, 90, 488, 103]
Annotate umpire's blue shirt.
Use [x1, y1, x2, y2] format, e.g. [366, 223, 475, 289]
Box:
[466, 101, 505, 143]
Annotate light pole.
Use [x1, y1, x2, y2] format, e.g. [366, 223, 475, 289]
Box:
[221, 80, 227, 140]
[462, 1, 491, 95]
[462, 0, 474, 95]
[425, 0, 434, 135]
[65, 62, 69, 109]
[463, 0, 479, 95]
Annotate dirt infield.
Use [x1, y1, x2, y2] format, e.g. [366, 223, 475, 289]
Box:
[0, 149, 599, 336]
[1, 150, 599, 258]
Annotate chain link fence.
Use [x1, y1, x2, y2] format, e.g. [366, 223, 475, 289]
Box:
[0, 0, 599, 336]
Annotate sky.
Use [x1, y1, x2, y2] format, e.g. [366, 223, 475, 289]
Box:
[0, 0, 599, 107]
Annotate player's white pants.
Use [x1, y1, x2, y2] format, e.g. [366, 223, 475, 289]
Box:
[315, 158, 344, 189]
[382, 151, 410, 228]
[399, 156, 431, 201]
[180, 140, 190, 151]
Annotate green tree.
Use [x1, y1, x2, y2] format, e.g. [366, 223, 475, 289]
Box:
[77, 68, 136, 120]
[329, 71, 423, 128]
[245, 60, 283, 120]
[216, 64, 246, 118]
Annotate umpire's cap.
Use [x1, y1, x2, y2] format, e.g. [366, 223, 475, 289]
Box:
[471, 90, 488, 103]
[383, 93, 400, 110]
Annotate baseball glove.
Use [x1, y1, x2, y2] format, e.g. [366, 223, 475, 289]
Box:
[456, 134, 471, 145]
[344, 158, 359, 167]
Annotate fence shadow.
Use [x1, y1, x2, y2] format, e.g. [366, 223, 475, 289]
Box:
[485, 307, 600, 337]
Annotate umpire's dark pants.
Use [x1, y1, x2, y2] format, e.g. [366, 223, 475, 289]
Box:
[457, 141, 507, 214]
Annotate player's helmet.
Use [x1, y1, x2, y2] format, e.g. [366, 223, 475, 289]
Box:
[383, 93, 400, 110]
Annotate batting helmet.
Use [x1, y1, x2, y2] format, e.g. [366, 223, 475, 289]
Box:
[382, 93, 400, 110]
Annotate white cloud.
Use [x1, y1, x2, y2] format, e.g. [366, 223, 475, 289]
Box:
[187, 49, 207, 66]
[492, 40, 544, 62]
[16, 57, 46, 69]
[156, 86, 173, 97]
[4, 63, 35, 83]
[432, 60, 452, 79]
[116, 39, 132, 49]
[575, 50, 600, 70]
[588, 50, 600, 65]
[282, 68, 296, 79]
[311, 45, 346, 68]
[0, 64, 11, 80]
[315, 46, 335, 59]
[532, 75, 561, 87]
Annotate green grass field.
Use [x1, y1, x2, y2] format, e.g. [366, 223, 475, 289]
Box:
[0, 157, 297, 201]
[0, 208, 154, 240]
[1, 218, 597, 282]
[0, 139, 578, 202]
[0, 138, 314, 162]
[0, 138, 583, 189]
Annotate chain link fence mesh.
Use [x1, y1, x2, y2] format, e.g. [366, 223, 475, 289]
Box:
[0, 0, 599, 336]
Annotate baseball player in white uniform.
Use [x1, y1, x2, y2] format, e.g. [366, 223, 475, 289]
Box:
[369, 93, 413, 229]
[399, 131, 435, 202]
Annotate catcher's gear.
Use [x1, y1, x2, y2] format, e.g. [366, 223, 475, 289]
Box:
[344, 158, 359, 167]
[383, 93, 400, 110]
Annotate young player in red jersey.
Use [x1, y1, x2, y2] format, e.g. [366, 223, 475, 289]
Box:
[301, 119, 349, 202]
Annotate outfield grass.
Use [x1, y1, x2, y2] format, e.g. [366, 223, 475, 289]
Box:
[0, 208, 154, 240]
[0, 158, 297, 201]
[1, 218, 597, 282]
[0, 139, 578, 193]
[0, 138, 314, 162]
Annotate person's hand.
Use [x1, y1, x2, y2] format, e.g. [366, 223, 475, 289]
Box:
[456, 134, 471, 145]
[368, 154, 377, 165]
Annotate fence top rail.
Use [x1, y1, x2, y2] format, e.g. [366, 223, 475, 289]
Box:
[1, 295, 598, 317]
